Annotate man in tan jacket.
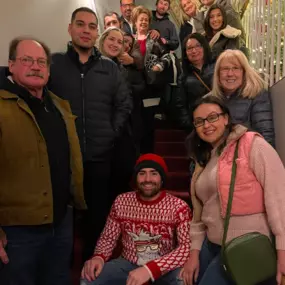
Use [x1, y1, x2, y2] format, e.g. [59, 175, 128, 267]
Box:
[0, 36, 86, 285]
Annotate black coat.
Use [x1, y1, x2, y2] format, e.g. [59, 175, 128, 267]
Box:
[48, 44, 132, 162]
[225, 89, 275, 146]
[175, 63, 215, 130]
[150, 11, 179, 51]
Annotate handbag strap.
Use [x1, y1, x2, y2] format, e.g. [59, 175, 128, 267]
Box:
[222, 140, 240, 252]
[193, 71, 211, 92]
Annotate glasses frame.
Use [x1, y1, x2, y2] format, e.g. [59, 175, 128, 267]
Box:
[15, 56, 48, 68]
[121, 3, 135, 8]
[193, 112, 225, 128]
[220, 66, 242, 74]
[186, 43, 202, 53]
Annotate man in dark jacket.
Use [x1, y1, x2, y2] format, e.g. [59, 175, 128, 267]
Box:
[48, 7, 132, 261]
[120, 0, 136, 34]
[150, 0, 179, 52]
[0, 37, 86, 285]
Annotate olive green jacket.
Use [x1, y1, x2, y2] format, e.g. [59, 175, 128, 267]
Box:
[0, 89, 86, 235]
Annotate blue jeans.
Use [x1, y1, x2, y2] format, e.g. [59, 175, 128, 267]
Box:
[197, 238, 276, 285]
[0, 206, 73, 285]
[197, 238, 234, 285]
[81, 257, 183, 285]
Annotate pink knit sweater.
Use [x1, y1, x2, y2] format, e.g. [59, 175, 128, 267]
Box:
[190, 136, 285, 251]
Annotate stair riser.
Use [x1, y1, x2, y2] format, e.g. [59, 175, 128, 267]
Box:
[155, 143, 187, 157]
[164, 158, 190, 172]
[155, 130, 188, 143]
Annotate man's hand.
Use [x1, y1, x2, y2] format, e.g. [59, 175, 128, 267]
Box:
[81, 256, 104, 282]
[0, 230, 8, 264]
[276, 250, 285, 285]
[179, 249, 200, 285]
[149, 30, 160, 40]
[126, 266, 151, 285]
[118, 52, 134, 66]
[160, 38, 167, 45]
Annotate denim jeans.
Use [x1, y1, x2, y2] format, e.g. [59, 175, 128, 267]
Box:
[0, 206, 73, 285]
[81, 257, 183, 285]
[197, 238, 276, 285]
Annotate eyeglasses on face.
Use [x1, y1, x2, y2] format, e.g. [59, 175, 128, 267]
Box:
[15, 56, 48, 68]
[121, 3, 134, 8]
[186, 43, 202, 52]
[193, 112, 225, 128]
[220, 66, 242, 74]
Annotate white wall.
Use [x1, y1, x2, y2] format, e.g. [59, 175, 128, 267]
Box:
[0, 0, 100, 65]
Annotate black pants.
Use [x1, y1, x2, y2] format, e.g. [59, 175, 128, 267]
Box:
[110, 133, 138, 201]
[82, 160, 112, 261]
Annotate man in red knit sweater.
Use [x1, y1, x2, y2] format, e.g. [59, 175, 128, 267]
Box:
[81, 153, 192, 285]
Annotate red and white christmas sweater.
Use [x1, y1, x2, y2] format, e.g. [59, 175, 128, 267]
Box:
[93, 191, 192, 281]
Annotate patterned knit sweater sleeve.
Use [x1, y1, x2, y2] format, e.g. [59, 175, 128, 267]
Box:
[250, 136, 285, 250]
[145, 203, 192, 280]
[93, 198, 121, 261]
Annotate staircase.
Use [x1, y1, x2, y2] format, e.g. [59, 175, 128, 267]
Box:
[154, 129, 190, 202]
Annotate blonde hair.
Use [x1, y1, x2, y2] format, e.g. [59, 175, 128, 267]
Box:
[179, 0, 201, 21]
[212, 50, 268, 99]
[131, 5, 152, 26]
[98, 27, 125, 58]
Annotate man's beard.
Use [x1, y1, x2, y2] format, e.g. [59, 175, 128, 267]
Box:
[156, 9, 166, 17]
[137, 182, 161, 198]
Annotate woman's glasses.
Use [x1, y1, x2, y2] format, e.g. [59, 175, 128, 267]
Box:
[193, 112, 225, 128]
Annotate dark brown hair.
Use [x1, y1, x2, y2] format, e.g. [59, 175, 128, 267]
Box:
[71, 7, 98, 24]
[204, 4, 227, 40]
[156, 0, 170, 6]
[186, 95, 232, 166]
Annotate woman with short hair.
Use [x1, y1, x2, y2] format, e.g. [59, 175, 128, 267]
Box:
[99, 27, 138, 198]
[131, 5, 180, 153]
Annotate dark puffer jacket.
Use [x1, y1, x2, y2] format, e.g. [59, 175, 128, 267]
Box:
[224, 89, 275, 146]
[175, 63, 215, 130]
[48, 44, 132, 162]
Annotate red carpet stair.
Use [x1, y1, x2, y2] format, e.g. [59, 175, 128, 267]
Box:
[154, 129, 190, 201]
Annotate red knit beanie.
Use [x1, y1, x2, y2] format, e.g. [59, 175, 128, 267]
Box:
[134, 153, 168, 183]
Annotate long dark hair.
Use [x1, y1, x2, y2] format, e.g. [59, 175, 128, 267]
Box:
[181, 33, 212, 75]
[123, 32, 135, 54]
[204, 4, 227, 41]
[186, 95, 233, 167]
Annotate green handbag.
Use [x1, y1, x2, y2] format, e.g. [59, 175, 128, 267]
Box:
[221, 140, 277, 285]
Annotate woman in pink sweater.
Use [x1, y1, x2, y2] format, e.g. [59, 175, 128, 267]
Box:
[180, 95, 285, 285]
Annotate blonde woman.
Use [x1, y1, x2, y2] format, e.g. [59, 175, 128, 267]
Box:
[210, 49, 275, 146]
[99, 27, 125, 61]
[99, 27, 139, 204]
[179, 0, 204, 46]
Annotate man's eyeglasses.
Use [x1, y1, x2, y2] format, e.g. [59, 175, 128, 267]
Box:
[186, 43, 202, 52]
[15, 56, 48, 68]
[220, 66, 242, 74]
[121, 3, 134, 8]
[193, 112, 225, 128]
